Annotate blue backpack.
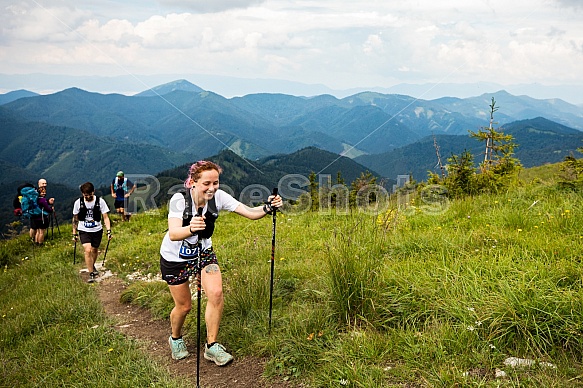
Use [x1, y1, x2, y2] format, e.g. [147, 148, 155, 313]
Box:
[20, 187, 42, 219]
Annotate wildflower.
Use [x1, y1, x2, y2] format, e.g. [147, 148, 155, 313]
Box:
[534, 226, 538, 229]
[489, 343, 496, 349]
[517, 229, 522, 232]
[466, 307, 475, 312]
[339, 379, 349, 386]
[108, 348, 114, 352]
[494, 201, 498, 204]
[280, 257, 285, 261]
[467, 326, 475, 331]
[475, 321, 482, 326]
[307, 333, 314, 341]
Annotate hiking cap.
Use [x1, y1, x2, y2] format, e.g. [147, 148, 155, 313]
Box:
[117, 171, 124, 177]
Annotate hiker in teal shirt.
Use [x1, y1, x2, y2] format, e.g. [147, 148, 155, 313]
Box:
[110, 171, 135, 221]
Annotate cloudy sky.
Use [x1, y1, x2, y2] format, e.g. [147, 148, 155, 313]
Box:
[1, 0, 582, 99]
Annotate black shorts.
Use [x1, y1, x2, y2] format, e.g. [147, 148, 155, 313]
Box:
[31, 216, 50, 230]
[114, 199, 126, 209]
[160, 247, 218, 285]
[79, 230, 103, 248]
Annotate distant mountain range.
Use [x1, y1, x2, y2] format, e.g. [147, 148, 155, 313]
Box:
[1, 79, 582, 185]
[2, 79, 583, 237]
[3, 80, 583, 162]
[1, 73, 582, 105]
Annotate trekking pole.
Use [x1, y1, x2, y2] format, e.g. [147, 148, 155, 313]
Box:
[268, 187, 278, 334]
[101, 237, 111, 267]
[49, 211, 54, 240]
[73, 237, 77, 265]
[53, 209, 61, 236]
[196, 206, 203, 388]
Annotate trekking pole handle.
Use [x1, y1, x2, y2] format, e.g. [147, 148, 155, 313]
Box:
[264, 188, 279, 214]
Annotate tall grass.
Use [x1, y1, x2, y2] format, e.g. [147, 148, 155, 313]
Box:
[0, 233, 186, 387]
[5, 168, 583, 387]
[324, 217, 387, 326]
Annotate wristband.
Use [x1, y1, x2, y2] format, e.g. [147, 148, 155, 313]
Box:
[189, 226, 197, 236]
[263, 203, 274, 214]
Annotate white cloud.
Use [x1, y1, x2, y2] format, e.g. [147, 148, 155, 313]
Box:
[363, 34, 383, 55]
[158, 0, 266, 13]
[554, 0, 583, 9]
[0, 0, 581, 94]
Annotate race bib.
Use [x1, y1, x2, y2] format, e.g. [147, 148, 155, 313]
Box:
[179, 240, 200, 260]
[84, 217, 96, 228]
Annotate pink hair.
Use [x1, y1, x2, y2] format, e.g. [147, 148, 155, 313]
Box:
[184, 160, 222, 188]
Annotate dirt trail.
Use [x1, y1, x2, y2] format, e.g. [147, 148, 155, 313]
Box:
[95, 275, 298, 388]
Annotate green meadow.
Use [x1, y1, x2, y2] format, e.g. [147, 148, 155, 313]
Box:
[2, 163, 583, 387]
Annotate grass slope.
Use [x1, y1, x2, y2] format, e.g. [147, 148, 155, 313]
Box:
[2, 162, 583, 387]
[0, 232, 186, 387]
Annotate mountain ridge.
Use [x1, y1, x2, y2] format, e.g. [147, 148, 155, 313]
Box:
[3, 83, 582, 163]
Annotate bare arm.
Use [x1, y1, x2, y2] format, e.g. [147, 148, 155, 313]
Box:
[72, 214, 79, 235]
[233, 195, 283, 220]
[168, 215, 206, 241]
[102, 212, 112, 233]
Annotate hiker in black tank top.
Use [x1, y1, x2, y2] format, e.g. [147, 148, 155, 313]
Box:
[72, 182, 113, 283]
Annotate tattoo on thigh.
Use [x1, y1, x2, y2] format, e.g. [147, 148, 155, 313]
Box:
[205, 264, 220, 274]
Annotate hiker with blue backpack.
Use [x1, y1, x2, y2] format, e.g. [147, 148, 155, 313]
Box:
[14, 183, 52, 245]
[160, 160, 282, 366]
[13, 183, 34, 218]
[30, 186, 54, 246]
[110, 171, 135, 222]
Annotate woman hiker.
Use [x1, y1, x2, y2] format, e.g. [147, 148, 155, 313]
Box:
[160, 160, 282, 365]
[30, 186, 53, 246]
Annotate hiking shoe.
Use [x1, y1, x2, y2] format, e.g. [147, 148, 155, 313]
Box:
[168, 336, 189, 360]
[88, 271, 99, 283]
[204, 343, 233, 366]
